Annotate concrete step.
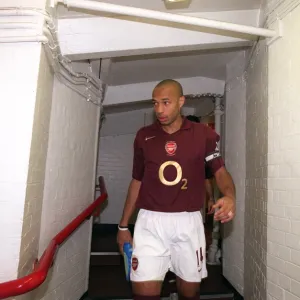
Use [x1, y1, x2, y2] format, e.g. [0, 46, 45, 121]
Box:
[90, 252, 122, 266]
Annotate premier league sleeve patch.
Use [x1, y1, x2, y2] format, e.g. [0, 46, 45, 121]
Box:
[205, 143, 221, 162]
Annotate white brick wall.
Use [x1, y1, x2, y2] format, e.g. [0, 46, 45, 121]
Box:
[267, 4, 300, 300]
[97, 133, 136, 224]
[229, 2, 300, 299]
[0, 43, 43, 283]
[244, 38, 268, 300]
[97, 107, 195, 224]
[17, 48, 54, 284]
[35, 76, 100, 300]
[223, 51, 246, 295]
[223, 22, 269, 300]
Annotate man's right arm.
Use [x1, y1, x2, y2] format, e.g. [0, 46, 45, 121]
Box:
[119, 128, 144, 227]
[117, 130, 144, 251]
[119, 178, 141, 227]
[205, 179, 214, 199]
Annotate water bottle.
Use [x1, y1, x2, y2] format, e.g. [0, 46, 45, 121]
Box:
[123, 242, 133, 281]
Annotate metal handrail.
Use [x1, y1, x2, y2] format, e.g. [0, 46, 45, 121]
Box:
[0, 177, 107, 299]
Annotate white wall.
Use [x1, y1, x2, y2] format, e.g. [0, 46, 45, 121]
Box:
[267, 5, 300, 300]
[35, 76, 100, 300]
[223, 2, 300, 299]
[58, 10, 257, 60]
[0, 43, 44, 284]
[244, 39, 268, 300]
[105, 77, 225, 105]
[97, 106, 195, 224]
[17, 47, 54, 296]
[223, 51, 246, 295]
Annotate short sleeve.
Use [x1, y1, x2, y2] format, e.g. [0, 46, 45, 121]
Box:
[205, 164, 213, 179]
[132, 130, 145, 181]
[204, 127, 224, 174]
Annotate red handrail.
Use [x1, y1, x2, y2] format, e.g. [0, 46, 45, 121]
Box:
[0, 177, 107, 299]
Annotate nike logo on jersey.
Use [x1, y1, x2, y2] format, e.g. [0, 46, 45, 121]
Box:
[145, 136, 156, 141]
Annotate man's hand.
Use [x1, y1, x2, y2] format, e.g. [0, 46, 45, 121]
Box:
[117, 229, 133, 254]
[207, 199, 215, 214]
[212, 196, 235, 223]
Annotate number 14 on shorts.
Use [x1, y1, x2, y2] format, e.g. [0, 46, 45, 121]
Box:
[196, 248, 203, 272]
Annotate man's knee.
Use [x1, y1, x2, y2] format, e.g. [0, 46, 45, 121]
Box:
[132, 281, 162, 298]
[176, 277, 200, 298]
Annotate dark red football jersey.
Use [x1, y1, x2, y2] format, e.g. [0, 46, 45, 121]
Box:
[132, 118, 224, 212]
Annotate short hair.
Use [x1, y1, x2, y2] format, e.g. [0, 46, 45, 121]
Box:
[186, 115, 200, 123]
[154, 79, 183, 97]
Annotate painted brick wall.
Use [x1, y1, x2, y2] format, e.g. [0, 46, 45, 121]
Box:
[97, 108, 152, 224]
[244, 39, 268, 300]
[17, 48, 54, 287]
[35, 76, 100, 300]
[0, 43, 42, 284]
[223, 51, 246, 295]
[97, 106, 195, 224]
[242, 3, 300, 299]
[267, 4, 300, 300]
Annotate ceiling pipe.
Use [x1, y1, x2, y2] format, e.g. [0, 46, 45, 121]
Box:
[0, 35, 48, 43]
[56, 0, 277, 38]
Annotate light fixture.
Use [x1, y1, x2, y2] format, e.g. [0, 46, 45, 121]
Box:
[163, 0, 191, 9]
[164, 0, 188, 2]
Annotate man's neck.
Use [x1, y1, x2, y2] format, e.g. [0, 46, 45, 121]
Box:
[162, 116, 183, 134]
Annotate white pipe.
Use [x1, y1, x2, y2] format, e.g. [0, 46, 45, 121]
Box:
[0, 23, 38, 29]
[0, 35, 48, 43]
[59, 0, 276, 38]
[207, 97, 223, 265]
[214, 97, 222, 136]
[0, 9, 51, 43]
[43, 26, 101, 90]
[0, 9, 51, 22]
[0, 7, 103, 106]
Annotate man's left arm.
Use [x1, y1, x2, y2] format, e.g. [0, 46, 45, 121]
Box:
[213, 166, 236, 223]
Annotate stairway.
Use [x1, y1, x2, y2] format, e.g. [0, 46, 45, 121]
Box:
[86, 224, 239, 300]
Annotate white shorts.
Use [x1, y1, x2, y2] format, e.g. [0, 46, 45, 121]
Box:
[130, 209, 207, 283]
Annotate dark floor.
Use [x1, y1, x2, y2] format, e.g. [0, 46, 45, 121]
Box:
[87, 214, 242, 300]
[88, 264, 235, 299]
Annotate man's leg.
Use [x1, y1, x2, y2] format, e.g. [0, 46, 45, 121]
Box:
[170, 211, 207, 299]
[176, 277, 199, 299]
[131, 210, 170, 300]
[132, 281, 162, 300]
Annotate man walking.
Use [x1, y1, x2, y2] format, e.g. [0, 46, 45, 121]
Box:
[117, 79, 235, 300]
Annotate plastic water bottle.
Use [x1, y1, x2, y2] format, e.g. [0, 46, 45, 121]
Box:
[123, 242, 133, 281]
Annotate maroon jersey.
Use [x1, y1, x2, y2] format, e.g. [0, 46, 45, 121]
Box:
[132, 118, 224, 212]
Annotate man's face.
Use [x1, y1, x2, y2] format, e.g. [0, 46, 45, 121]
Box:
[152, 84, 185, 126]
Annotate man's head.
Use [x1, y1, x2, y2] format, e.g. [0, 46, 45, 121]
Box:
[152, 79, 185, 126]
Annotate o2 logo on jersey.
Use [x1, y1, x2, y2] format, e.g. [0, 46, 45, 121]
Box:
[165, 141, 177, 156]
[158, 161, 188, 190]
